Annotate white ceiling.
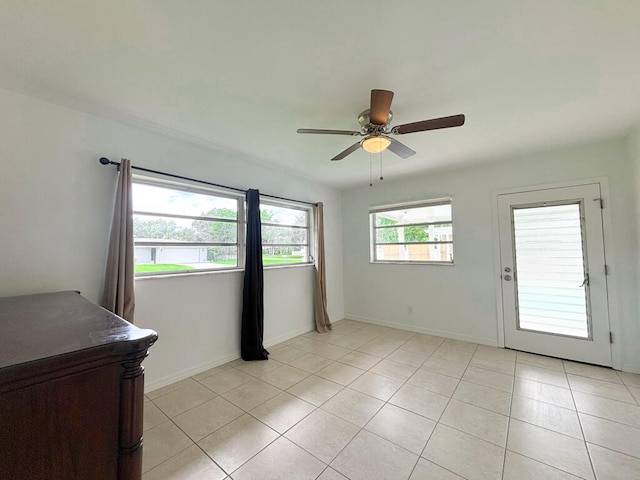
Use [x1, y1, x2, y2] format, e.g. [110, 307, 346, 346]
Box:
[1, 1, 639, 188]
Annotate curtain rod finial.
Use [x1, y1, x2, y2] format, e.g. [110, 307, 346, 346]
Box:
[99, 157, 111, 165]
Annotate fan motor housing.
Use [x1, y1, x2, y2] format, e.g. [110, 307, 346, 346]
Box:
[358, 109, 393, 129]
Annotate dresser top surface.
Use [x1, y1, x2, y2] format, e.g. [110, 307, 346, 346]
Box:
[0, 291, 156, 370]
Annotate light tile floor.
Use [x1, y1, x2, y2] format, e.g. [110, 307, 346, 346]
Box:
[142, 320, 640, 479]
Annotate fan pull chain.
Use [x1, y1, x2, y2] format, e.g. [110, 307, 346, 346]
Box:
[379, 151, 384, 181]
[369, 154, 373, 187]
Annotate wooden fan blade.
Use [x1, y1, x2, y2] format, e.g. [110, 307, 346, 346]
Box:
[387, 138, 416, 159]
[370, 89, 394, 125]
[395, 114, 465, 135]
[331, 142, 361, 161]
[297, 128, 361, 136]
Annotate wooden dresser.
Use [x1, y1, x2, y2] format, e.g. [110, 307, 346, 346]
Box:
[0, 291, 157, 480]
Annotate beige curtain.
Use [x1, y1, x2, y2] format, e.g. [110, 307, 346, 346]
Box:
[102, 158, 135, 322]
[313, 202, 332, 332]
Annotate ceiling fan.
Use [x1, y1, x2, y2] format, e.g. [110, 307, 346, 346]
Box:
[297, 89, 465, 161]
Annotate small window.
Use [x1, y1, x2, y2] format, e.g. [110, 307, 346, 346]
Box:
[132, 178, 243, 276]
[260, 200, 312, 267]
[370, 199, 454, 264]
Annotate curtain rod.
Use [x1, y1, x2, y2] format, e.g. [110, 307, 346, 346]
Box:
[99, 157, 317, 206]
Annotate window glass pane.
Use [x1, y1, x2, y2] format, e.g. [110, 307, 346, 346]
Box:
[262, 225, 308, 245]
[191, 219, 237, 243]
[132, 179, 313, 274]
[375, 204, 451, 226]
[375, 244, 454, 262]
[133, 214, 199, 241]
[259, 201, 311, 267]
[375, 224, 452, 244]
[133, 179, 241, 276]
[261, 246, 308, 265]
[133, 182, 237, 218]
[133, 214, 237, 243]
[261, 204, 307, 226]
[134, 245, 238, 274]
[371, 200, 454, 263]
[513, 203, 589, 338]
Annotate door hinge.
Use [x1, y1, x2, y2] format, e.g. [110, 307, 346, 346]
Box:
[609, 331, 613, 344]
[604, 264, 609, 275]
[594, 198, 604, 209]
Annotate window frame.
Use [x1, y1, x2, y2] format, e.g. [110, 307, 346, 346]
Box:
[259, 197, 314, 268]
[132, 175, 245, 277]
[369, 197, 454, 265]
[131, 175, 315, 277]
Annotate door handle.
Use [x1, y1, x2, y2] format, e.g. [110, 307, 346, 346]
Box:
[503, 275, 512, 281]
[580, 275, 589, 287]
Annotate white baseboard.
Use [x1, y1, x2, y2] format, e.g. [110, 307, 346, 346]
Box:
[145, 315, 639, 392]
[330, 318, 351, 326]
[620, 363, 640, 374]
[145, 351, 240, 393]
[345, 315, 640, 374]
[264, 324, 315, 349]
[344, 313, 499, 347]
[145, 324, 315, 394]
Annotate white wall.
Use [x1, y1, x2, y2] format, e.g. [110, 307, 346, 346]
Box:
[629, 125, 640, 372]
[0, 87, 344, 390]
[342, 137, 640, 372]
[135, 265, 316, 389]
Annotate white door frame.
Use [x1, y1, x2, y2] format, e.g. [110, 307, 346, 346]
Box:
[491, 177, 622, 369]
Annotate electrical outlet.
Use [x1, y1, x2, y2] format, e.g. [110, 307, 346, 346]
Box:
[408, 305, 413, 314]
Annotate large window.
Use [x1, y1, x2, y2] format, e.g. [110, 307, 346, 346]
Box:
[132, 178, 243, 275]
[370, 199, 454, 264]
[260, 201, 312, 266]
[132, 177, 313, 275]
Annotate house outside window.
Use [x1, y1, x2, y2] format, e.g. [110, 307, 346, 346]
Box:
[370, 198, 454, 264]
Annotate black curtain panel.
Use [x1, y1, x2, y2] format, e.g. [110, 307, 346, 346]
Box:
[241, 189, 269, 361]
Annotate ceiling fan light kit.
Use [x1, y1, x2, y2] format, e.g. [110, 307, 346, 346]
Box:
[297, 89, 465, 166]
[361, 136, 391, 154]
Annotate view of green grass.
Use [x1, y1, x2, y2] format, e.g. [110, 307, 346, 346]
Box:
[135, 263, 195, 273]
[211, 256, 304, 265]
[211, 259, 236, 265]
[263, 255, 304, 265]
[135, 255, 305, 273]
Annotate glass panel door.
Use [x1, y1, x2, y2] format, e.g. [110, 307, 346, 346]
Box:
[498, 184, 611, 366]
[512, 203, 589, 338]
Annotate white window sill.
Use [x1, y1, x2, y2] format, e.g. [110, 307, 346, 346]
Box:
[370, 261, 455, 266]
[134, 262, 314, 280]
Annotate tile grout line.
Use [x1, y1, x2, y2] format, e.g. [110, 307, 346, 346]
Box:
[315, 331, 436, 479]
[236, 327, 415, 478]
[143, 320, 640, 479]
[314, 331, 434, 477]
[501, 361, 592, 480]
[417, 342, 475, 477]
[304, 333, 473, 477]
[499, 353, 517, 479]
